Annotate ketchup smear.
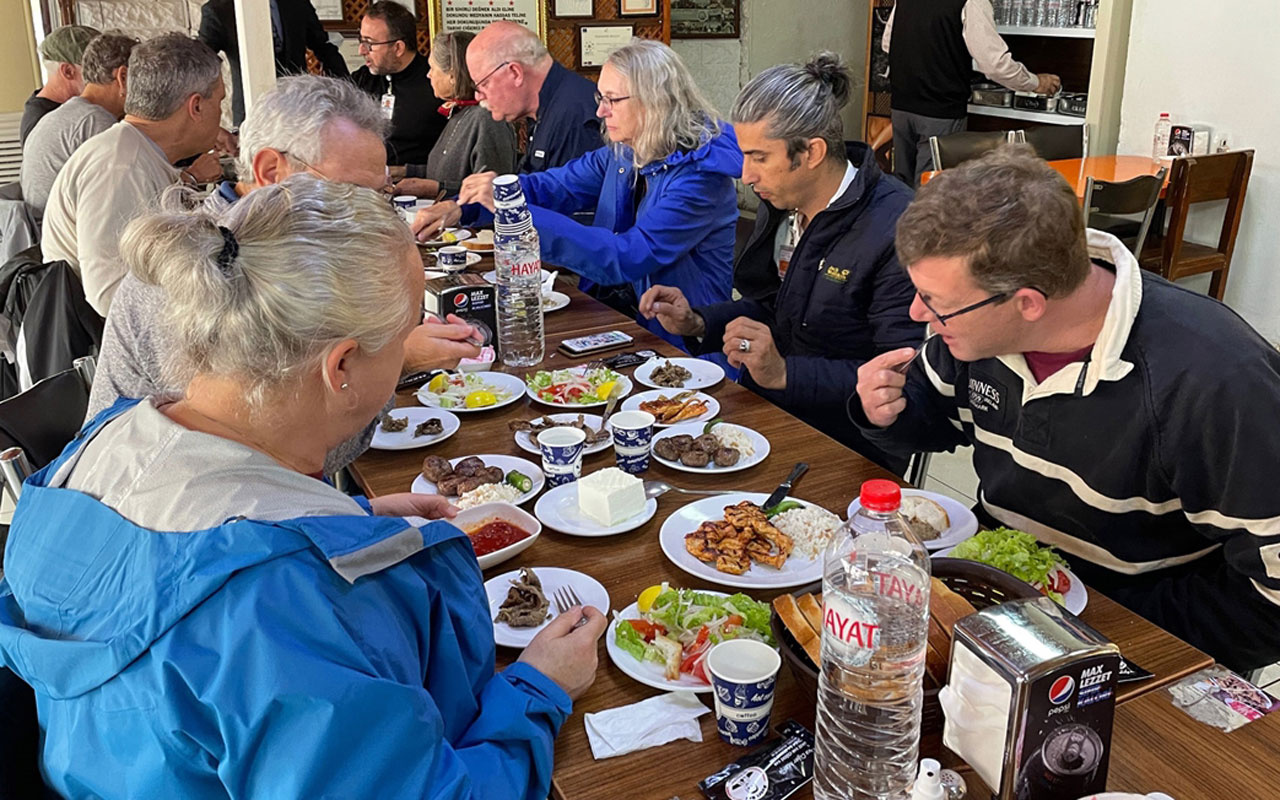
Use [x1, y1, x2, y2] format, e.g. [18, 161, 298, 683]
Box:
[467, 520, 530, 556]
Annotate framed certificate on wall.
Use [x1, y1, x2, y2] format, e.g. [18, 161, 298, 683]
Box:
[579, 24, 634, 69]
[619, 0, 659, 16]
[430, 0, 546, 39]
[553, 0, 594, 18]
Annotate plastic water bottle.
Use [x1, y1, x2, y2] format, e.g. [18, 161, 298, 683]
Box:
[1152, 112, 1173, 160]
[492, 174, 544, 367]
[814, 480, 931, 800]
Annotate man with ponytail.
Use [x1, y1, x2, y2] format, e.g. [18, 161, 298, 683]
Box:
[641, 53, 921, 473]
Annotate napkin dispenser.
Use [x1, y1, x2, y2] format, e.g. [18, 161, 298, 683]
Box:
[939, 596, 1120, 800]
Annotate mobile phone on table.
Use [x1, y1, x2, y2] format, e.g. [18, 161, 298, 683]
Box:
[557, 330, 634, 357]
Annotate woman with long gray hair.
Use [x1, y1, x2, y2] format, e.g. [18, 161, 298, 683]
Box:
[424, 38, 740, 347]
[0, 174, 605, 799]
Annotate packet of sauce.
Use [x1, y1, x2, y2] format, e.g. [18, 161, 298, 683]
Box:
[699, 720, 814, 800]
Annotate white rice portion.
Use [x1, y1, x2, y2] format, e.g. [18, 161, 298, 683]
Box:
[773, 505, 843, 559]
[456, 482, 522, 509]
[713, 425, 756, 457]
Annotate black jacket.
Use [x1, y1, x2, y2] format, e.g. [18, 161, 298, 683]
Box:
[852, 233, 1280, 671]
[520, 62, 601, 174]
[694, 143, 922, 471]
[199, 0, 350, 126]
[351, 53, 446, 166]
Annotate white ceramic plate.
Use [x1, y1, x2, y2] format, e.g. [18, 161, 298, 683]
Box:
[533, 482, 658, 537]
[524, 370, 633, 409]
[483, 268, 553, 285]
[633, 357, 726, 391]
[410, 454, 545, 505]
[846, 489, 979, 552]
[658, 492, 828, 590]
[935, 540, 1088, 615]
[650, 422, 770, 474]
[621, 389, 721, 428]
[543, 291, 570, 313]
[418, 227, 473, 248]
[487, 566, 610, 649]
[452, 502, 542, 570]
[415, 371, 525, 413]
[513, 413, 613, 457]
[605, 598, 722, 693]
[370, 407, 460, 451]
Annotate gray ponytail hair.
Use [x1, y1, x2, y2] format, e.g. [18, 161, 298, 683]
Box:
[732, 51, 853, 165]
[121, 175, 417, 410]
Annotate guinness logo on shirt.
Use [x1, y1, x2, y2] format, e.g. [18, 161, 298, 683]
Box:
[969, 377, 1003, 412]
[822, 265, 850, 284]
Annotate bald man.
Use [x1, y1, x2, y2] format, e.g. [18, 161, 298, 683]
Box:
[410, 21, 599, 237]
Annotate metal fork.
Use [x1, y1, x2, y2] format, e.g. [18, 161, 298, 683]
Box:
[893, 334, 936, 375]
[553, 586, 589, 629]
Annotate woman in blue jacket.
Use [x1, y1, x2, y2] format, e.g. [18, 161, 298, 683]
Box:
[417, 38, 741, 343]
[0, 176, 606, 799]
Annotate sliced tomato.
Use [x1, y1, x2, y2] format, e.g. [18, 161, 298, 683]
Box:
[725, 614, 743, 629]
[1049, 569, 1072, 595]
[626, 619, 666, 642]
[689, 655, 710, 684]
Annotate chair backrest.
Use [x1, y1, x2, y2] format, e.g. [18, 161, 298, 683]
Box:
[929, 131, 1011, 171]
[0, 667, 45, 800]
[0, 364, 91, 471]
[1020, 125, 1086, 161]
[1082, 169, 1167, 257]
[1161, 150, 1255, 265]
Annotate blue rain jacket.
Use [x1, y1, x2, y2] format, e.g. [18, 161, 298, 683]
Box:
[0, 401, 571, 799]
[519, 126, 741, 345]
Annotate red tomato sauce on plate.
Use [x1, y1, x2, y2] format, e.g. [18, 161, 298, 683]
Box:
[467, 520, 530, 556]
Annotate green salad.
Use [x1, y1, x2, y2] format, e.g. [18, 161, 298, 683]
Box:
[525, 367, 622, 405]
[950, 528, 1071, 604]
[614, 588, 775, 684]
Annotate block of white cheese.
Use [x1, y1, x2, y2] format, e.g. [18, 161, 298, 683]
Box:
[577, 467, 646, 526]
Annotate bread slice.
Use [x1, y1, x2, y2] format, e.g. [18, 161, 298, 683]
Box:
[773, 593, 822, 667]
[901, 495, 950, 541]
[929, 577, 977, 636]
[797, 593, 824, 634]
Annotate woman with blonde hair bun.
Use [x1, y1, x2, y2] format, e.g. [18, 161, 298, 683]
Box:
[0, 174, 605, 799]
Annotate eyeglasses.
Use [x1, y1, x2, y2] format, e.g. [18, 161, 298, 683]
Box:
[473, 60, 511, 92]
[594, 92, 632, 110]
[918, 292, 1010, 326]
[277, 151, 333, 181]
[357, 38, 399, 51]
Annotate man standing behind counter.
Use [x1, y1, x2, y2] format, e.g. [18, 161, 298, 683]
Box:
[883, 0, 1060, 183]
[350, 1, 445, 166]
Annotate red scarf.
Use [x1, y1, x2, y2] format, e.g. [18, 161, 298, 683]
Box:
[438, 99, 480, 119]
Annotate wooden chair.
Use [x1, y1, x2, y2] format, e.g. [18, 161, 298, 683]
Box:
[1015, 125, 1088, 161]
[929, 131, 1014, 171]
[1082, 168, 1167, 257]
[1140, 150, 1254, 301]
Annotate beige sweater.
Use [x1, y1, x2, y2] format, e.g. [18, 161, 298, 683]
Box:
[41, 121, 178, 316]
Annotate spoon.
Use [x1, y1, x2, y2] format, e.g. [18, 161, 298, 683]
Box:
[643, 480, 736, 500]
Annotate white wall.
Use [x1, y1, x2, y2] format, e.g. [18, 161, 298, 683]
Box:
[1117, 0, 1280, 340]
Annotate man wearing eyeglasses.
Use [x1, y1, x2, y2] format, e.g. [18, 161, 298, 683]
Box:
[349, 1, 446, 166]
[854, 146, 1280, 673]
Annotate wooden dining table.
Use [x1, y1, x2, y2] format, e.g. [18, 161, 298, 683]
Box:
[351, 258, 1236, 799]
[922, 155, 1171, 202]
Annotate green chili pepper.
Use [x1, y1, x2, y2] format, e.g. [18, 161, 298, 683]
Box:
[764, 500, 803, 518]
[505, 470, 533, 493]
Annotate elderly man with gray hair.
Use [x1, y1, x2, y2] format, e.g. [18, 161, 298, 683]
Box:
[42, 33, 224, 316]
[640, 52, 921, 474]
[21, 32, 139, 222]
[89, 75, 480, 472]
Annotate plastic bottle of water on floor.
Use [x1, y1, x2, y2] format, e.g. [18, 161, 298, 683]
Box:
[814, 479, 931, 800]
[492, 174, 544, 367]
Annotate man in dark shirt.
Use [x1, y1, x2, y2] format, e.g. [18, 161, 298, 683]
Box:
[21, 25, 99, 145]
[349, 1, 445, 166]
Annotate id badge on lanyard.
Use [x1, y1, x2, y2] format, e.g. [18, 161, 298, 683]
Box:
[381, 78, 395, 120]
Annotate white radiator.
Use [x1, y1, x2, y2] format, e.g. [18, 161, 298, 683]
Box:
[0, 112, 22, 184]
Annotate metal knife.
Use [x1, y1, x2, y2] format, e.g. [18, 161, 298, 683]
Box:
[600, 387, 621, 427]
[764, 462, 809, 510]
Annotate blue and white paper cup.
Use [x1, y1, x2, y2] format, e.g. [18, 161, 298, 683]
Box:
[707, 639, 782, 747]
[436, 245, 469, 272]
[538, 426, 586, 487]
[608, 410, 654, 474]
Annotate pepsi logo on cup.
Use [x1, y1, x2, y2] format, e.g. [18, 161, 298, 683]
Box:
[1049, 675, 1075, 705]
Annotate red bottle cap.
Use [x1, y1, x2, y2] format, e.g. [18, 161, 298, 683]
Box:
[860, 479, 902, 512]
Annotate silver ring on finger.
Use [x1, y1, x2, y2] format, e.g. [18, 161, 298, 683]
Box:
[738, 338, 751, 353]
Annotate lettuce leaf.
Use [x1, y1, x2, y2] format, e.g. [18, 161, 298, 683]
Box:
[950, 528, 1067, 593]
[613, 617, 648, 661]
